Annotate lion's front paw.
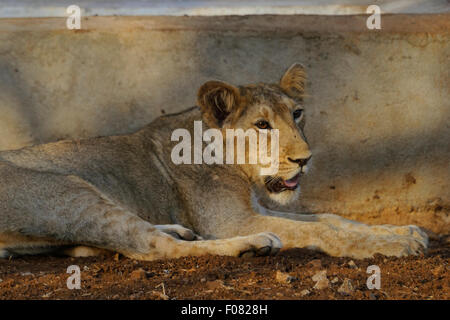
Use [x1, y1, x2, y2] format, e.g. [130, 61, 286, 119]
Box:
[361, 234, 427, 259]
[155, 224, 203, 241]
[389, 225, 429, 248]
[237, 232, 283, 258]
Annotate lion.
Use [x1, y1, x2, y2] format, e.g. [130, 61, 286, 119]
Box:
[0, 63, 428, 260]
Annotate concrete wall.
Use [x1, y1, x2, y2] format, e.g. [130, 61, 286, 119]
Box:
[1, 0, 449, 17]
[0, 15, 448, 232]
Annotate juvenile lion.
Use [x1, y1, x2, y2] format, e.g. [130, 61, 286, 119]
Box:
[0, 63, 428, 260]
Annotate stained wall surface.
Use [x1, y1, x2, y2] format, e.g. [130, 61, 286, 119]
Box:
[0, 15, 448, 232]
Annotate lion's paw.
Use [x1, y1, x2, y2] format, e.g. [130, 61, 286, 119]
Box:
[237, 232, 282, 258]
[360, 234, 427, 259]
[155, 224, 203, 241]
[389, 225, 429, 247]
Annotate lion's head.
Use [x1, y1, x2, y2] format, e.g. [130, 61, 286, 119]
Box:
[197, 63, 312, 204]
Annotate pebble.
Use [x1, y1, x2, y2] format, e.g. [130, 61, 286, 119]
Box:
[130, 268, 147, 280]
[275, 270, 297, 284]
[312, 270, 327, 282]
[205, 280, 224, 290]
[347, 260, 358, 269]
[338, 279, 354, 295]
[300, 289, 310, 296]
[331, 277, 339, 284]
[314, 278, 330, 290]
[312, 270, 329, 290]
[307, 259, 322, 268]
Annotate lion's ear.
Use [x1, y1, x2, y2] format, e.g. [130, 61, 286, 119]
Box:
[197, 80, 240, 128]
[280, 63, 306, 100]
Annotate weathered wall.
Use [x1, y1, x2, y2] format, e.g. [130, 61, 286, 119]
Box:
[0, 15, 448, 232]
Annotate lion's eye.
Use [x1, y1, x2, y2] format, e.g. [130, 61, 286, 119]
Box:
[293, 109, 303, 120]
[255, 120, 271, 130]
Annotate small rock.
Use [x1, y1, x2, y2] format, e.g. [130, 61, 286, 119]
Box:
[205, 280, 224, 290]
[130, 268, 147, 280]
[338, 279, 354, 295]
[300, 289, 310, 296]
[83, 266, 89, 271]
[276, 270, 297, 284]
[314, 278, 330, 290]
[20, 272, 33, 276]
[312, 270, 327, 282]
[347, 260, 357, 269]
[331, 277, 339, 284]
[200, 278, 206, 283]
[307, 259, 322, 268]
[312, 270, 329, 290]
[0, 278, 3, 283]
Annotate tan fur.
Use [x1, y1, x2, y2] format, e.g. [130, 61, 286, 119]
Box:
[62, 246, 110, 258]
[0, 63, 428, 260]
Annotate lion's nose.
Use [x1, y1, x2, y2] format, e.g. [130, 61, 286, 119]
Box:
[288, 155, 311, 167]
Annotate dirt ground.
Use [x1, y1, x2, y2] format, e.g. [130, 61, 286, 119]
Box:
[0, 235, 448, 300]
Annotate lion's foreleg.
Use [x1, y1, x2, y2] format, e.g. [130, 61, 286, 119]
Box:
[233, 215, 427, 259]
[262, 209, 429, 249]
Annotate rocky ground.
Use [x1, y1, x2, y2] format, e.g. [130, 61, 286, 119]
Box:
[0, 235, 448, 300]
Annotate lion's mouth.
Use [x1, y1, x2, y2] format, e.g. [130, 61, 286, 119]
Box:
[265, 173, 301, 193]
